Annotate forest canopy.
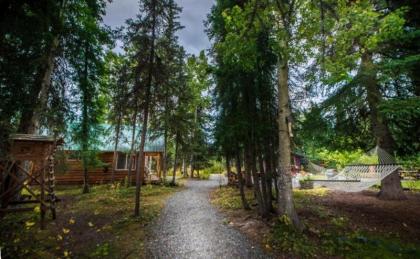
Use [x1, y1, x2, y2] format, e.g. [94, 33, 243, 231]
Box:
[0, 0, 419, 228]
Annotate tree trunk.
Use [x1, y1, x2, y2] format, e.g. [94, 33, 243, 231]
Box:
[162, 94, 169, 183]
[172, 133, 179, 185]
[225, 153, 232, 185]
[82, 165, 89, 194]
[243, 149, 253, 187]
[249, 143, 267, 217]
[264, 136, 275, 208]
[259, 151, 271, 214]
[360, 52, 405, 200]
[190, 155, 194, 178]
[81, 42, 90, 194]
[127, 109, 138, 187]
[18, 0, 67, 134]
[81, 112, 90, 194]
[162, 127, 168, 183]
[111, 114, 122, 184]
[134, 107, 149, 216]
[18, 38, 59, 134]
[236, 148, 250, 210]
[277, 61, 301, 228]
[190, 107, 198, 179]
[182, 158, 187, 177]
[134, 0, 157, 217]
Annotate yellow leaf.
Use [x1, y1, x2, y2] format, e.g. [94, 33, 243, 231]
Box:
[69, 218, 75, 224]
[62, 228, 70, 234]
[88, 222, 94, 227]
[64, 250, 69, 257]
[33, 206, 40, 213]
[25, 221, 35, 228]
[57, 234, 63, 241]
[13, 238, 20, 243]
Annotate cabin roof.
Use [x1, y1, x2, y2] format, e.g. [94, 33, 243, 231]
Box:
[64, 124, 164, 152]
[10, 134, 64, 144]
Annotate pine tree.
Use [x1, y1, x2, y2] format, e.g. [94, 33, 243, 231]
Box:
[126, 0, 183, 216]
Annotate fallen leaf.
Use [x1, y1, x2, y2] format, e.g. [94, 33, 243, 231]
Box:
[57, 234, 63, 241]
[62, 228, 70, 234]
[88, 222, 94, 227]
[69, 218, 75, 224]
[25, 221, 35, 228]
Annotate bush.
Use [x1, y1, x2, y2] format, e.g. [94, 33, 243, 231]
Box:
[316, 149, 365, 169]
[199, 169, 211, 180]
[314, 149, 420, 170]
[397, 154, 420, 169]
[201, 160, 225, 179]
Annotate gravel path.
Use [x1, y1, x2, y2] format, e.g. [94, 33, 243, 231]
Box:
[145, 175, 269, 259]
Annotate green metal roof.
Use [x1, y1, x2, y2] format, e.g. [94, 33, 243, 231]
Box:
[64, 124, 164, 152]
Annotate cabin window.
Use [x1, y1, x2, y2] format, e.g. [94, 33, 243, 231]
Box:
[116, 153, 136, 170]
[116, 153, 127, 170]
[130, 156, 136, 170]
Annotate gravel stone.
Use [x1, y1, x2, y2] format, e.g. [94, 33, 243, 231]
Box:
[145, 175, 270, 259]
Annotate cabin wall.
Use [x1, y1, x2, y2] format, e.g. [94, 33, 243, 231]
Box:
[55, 151, 162, 185]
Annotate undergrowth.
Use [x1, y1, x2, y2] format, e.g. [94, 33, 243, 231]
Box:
[270, 215, 420, 258]
[0, 184, 180, 258]
[211, 186, 420, 258]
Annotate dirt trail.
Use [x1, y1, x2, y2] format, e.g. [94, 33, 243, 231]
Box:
[145, 175, 269, 259]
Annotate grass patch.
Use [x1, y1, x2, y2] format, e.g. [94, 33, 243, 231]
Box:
[402, 180, 420, 190]
[0, 183, 181, 258]
[211, 186, 253, 210]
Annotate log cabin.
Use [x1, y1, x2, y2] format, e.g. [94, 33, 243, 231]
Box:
[55, 125, 164, 185]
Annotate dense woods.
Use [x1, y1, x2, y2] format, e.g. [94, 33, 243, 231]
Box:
[0, 0, 419, 257]
[207, 0, 419, 227]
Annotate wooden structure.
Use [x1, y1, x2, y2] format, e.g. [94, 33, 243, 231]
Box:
[0, 134, 63, 229]
[55, 150, 163, 185]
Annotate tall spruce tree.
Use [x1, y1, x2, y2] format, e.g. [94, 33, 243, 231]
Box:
[125, 0, 183, 216]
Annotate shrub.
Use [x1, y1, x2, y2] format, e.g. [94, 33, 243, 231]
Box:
[201, 160, 225, 179]
[316, 149, 364, 169]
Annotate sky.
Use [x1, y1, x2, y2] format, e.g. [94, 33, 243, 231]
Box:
[103, 0, 215, 55]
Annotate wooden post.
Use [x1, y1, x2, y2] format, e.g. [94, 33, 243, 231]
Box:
[48, 145, 57, 220]
[139, 153, 145, 183]
[4, 134, 62, 229]
[40, 160, 46, 230]
[157, 153, 162, 179]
